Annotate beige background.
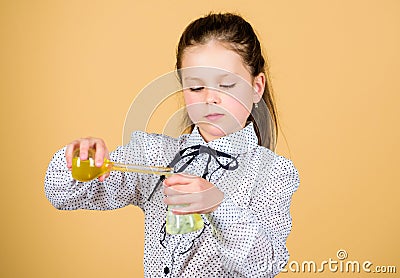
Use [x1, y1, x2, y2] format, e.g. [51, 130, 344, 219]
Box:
[1, 0, 399, 277]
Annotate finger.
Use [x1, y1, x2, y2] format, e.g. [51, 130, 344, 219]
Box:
[165, 178, 216, 194]
[163, 185, 190, 196]
[98, 172, 110, 182]
[104, 148, 110, 160]
[93, 140, 107, 167]
[163, 194, 190, 206]
[79, 139, 90, 160]
[65, 140, 80, 169]
[164, 183, 203, 194]
[163, 173, 197, 187]
[166, 186, 220, 201]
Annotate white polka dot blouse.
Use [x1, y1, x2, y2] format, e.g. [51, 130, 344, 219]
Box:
[44, 122, 300, 277]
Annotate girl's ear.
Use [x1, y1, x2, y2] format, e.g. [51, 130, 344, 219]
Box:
[253, 72, 265, 103]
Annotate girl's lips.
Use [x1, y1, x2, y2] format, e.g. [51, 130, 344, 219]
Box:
[205, 113, 224, 121]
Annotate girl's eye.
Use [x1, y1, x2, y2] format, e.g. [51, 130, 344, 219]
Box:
[189, 86, 204, 92]
[220, 83, 236, 89]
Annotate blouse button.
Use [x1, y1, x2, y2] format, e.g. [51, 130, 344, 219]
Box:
[164, 266, 170, 274]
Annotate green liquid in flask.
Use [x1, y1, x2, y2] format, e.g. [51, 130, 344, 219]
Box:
[166, 206, 204, 234]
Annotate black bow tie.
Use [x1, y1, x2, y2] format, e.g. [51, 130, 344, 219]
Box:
[147, 144, 240, 201]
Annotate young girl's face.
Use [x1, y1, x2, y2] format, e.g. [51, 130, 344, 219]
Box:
[181, 40, 265, 142]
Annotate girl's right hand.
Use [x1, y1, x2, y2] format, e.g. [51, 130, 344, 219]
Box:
[65, 137, 110, 182]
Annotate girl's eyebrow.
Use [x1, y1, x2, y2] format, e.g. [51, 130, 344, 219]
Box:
[183, 77, 204, 81]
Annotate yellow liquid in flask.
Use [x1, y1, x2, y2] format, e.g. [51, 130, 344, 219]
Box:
[71, 148, 174, 182]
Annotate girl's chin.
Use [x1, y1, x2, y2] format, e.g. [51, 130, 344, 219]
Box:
[197, 123, 228, 141]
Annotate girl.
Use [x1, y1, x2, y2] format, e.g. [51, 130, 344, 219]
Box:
[45, 12, 299, 277]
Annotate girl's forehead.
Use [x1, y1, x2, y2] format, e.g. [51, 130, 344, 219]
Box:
[181, 41, 251, 79]
[180, 67, 240, 81]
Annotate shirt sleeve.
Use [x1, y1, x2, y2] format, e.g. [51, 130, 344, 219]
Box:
[44, 131, 160, 211]
[204, 155, 300, 277]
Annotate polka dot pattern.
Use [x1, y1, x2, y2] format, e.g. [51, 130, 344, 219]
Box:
[44, 122, 300, 277]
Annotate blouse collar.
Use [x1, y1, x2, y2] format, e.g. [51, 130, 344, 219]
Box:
[181, 122, 259, 155]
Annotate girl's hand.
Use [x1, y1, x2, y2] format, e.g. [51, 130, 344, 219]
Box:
[65, 137, 110, 182]
[163, 173, 224, 214]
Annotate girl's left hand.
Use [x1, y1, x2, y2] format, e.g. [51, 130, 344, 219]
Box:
[163, 173, 224, 214]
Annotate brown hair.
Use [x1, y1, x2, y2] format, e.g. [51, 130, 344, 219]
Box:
[176, 12, 278, 151]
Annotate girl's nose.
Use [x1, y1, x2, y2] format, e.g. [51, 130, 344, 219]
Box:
[205, 87, 221, 104]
